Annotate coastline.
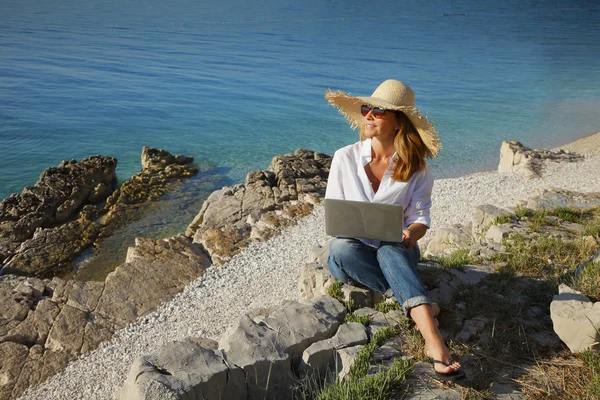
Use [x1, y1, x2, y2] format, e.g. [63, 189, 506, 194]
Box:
[18, 131, 600, 399]
[426, 131, 600, 243]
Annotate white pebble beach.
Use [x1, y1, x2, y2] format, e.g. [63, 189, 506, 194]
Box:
[18, 133, 600, 400]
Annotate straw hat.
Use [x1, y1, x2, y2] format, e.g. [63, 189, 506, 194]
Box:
[325, 79, 441, 157]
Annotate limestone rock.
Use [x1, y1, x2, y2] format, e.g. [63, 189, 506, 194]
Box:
[81, 313, 115, 354]
[45, 304, 87, 354]
[95, 236, 210, 328]
[63, 280, 104, 313]
[486, 224, 512, 243]
[298, 322, 368, 379]
[331, 322, 369, 349]
[102, 148, 197, 234]
[0, 231, 212, 398]
[1, 147, 197, 278]
[447, 264, 494, 288]
[219, 315, 294, 400]
[307, 242, 331, 266]
[550, 284, 600, 352]
[470, 242, 506, 259]
[194, 187, 242, 230]
[472, 204, 511, 242]
[0, 155, 117, 267]
[141, 146, 193, 171]
[260, 296, 347, 364]
[455, 316, 489, 342]
[0, 341, 29, 400]
[187, 149, 331, 265]
[372, 336, 402, 362]
[298, 262, 336, 300]
[0, 277, 32, 325]
[424, 224, 472, 258]
[498, 140, 583, 179]
[402, 362, 463, 399]
[341, 285, 373, 309]
[3, 206, 103, 276]
[11, 344, 45, 398]
[526, 188, 600, 211]
[368, 310, 406, 337]
[336, 345, 364, 381]
[119, 338, 245, 400]
[3, 299, 60, 346]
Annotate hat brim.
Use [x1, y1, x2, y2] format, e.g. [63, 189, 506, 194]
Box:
[325, 90, 441, 157]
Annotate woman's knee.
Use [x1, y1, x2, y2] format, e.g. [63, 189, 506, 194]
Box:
[377, 243, 419, 268]
[328, 238, 361, 261]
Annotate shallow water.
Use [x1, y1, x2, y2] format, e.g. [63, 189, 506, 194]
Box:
[1, 0, 599, 278]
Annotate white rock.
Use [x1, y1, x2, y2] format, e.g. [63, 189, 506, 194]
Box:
[550, 284, 600, 353]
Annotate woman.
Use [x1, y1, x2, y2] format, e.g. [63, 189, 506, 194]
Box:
[324, 79, 464, 381]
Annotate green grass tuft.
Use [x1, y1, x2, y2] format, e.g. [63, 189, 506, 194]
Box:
[344, 312, 371, 326]
[374, 301, 403, 313]
[350, 327, 396, 378]
[343, 298, 358, 313]
[514, 207, 534, 219]
[572, 260, 600, 300]
[582, 213, 600, 240]
[495, 233, 595, 278]
[298, 326, 411, 400]
[314, 357, 412, 400]
[327, 280, 344, 302]
[493, 214, 512, 225]
[554, 207, 584, 223]
[579, 350, 600, 398]
[430, 248, 473, 270]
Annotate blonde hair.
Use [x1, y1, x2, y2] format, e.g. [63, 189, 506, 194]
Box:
[360, 111, 432, 182]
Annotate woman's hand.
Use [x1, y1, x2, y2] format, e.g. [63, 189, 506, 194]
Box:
[401, 223, 428, 248]
[402, 229, 418, 248]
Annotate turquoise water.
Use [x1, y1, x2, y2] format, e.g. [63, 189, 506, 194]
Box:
[1, 0, 599, 199]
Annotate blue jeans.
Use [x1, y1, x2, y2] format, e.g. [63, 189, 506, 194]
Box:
[327, 237, 431, 315]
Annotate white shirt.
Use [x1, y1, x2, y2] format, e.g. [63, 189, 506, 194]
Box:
[325, 138, 434, 247]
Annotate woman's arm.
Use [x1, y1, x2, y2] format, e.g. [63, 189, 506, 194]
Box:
[402, 223, 427, 248]
[325, 152, 345, 200]
[403, 169, 434, 248]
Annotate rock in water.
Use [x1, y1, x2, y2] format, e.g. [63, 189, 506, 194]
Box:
[0, 156, 117, 270]
[141, 146, 193, 171]
[101, 148, 198, 234]
[1, 147, 197, 277]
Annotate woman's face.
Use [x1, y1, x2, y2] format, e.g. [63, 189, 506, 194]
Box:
[363, 107, 401, 141]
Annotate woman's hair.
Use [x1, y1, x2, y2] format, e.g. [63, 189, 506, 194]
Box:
[360, 111, 431, 182]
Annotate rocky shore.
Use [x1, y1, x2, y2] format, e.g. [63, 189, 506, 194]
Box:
[0, 148, 332, 399]
[0, 147, 198, 277]
[2, 132, 599, 399]
[111, 186, 600, 400]
[0, 155, 118, 276]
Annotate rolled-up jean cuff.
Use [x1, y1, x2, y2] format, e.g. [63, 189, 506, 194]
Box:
[401, 295, 431, 317]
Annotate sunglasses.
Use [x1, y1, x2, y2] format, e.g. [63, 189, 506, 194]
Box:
[360, 104, 388, 119]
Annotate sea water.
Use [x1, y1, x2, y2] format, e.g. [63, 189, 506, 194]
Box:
[1, 0, 599, 277]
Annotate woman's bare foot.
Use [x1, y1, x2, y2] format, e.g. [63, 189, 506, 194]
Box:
[416, 316, 438, 331]
[409, 304, 461, 376]
[425, 343, 461, 375]
[431, 302, 440, 317]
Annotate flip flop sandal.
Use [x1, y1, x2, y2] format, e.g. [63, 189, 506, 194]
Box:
[431, 359, 466, 382]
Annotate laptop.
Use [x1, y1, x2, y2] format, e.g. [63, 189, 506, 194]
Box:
[324, 198, 404, 242]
